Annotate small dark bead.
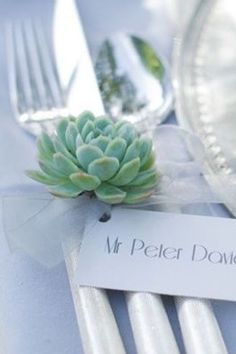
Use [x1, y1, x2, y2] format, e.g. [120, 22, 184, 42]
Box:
[99, 212, 111, 222]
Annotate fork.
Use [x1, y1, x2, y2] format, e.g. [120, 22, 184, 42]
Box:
[6, 21, 126, 354]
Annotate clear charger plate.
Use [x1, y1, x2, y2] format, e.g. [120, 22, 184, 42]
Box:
[174, 0, 236, 215]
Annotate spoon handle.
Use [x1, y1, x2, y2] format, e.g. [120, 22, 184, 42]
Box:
[65, 249, 126, 354]
[126, 292, 180, 354]
[175, 297, 228, 354]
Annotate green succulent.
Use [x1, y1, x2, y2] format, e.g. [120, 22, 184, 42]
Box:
[27, 111, 158, 204]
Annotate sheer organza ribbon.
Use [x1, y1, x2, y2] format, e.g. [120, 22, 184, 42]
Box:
[1, 125, 234, 267]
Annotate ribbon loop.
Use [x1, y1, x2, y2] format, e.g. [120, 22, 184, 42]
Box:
[1, 126, 235, 266]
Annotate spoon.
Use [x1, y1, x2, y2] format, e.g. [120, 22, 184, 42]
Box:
[95, 33, 173, 131]
[95, 34, 180, 354]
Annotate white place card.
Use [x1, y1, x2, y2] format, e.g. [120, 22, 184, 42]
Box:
[77, 208, 236, 301]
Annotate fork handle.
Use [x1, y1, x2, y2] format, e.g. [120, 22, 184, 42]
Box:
[65, 250, 126, 354]
[175, 297, 228, 354]
[126, 292, 180, 354]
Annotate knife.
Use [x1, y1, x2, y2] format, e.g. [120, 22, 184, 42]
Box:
[52, 1, 126, 353]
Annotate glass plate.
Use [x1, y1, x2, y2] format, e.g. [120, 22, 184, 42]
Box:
[174, 0, 236, 215]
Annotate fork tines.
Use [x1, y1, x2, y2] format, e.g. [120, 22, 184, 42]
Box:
[6, 20, 67, 134]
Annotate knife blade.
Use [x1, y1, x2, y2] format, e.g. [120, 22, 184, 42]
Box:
[52, 1, 126, 353]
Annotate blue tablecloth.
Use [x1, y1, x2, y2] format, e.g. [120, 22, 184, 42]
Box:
[0, 0, 236, 353]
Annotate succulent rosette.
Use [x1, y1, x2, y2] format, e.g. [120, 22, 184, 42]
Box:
[27, 111, 158, 204]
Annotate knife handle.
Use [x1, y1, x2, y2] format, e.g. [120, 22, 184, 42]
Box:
[126, 292, 180, 354]
[65, 250, 126, 354]
[175, 297, 228, 354]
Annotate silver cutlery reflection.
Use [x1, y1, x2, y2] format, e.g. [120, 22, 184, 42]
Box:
[95, 34, 173, 131]
[6, 21, 126, 354]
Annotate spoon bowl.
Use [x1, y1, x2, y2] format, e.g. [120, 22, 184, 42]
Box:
[95, 33, 173, 131]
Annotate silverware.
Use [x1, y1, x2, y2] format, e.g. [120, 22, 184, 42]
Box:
[95, 34, 173, 131]
[176, 297, 227, 354]
[126, 292, 180, 354]
[95, 34, 180, 354]
[6, 21, 126, 354]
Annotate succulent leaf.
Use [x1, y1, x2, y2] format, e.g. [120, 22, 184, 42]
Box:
[70, 172, 100, 190]
[85, 131, 95, 143]
[139, 137, 152, 167]
[105, 137, 127, 161]
[123, 189, 153, 204]
[53, 136, 79, 165]
[65, 122, 78, 153]
[127, 168, 157, 186]
[48, 182, 83, 197]
[26, 170, 62, 185]
[40, 132, 55, 154]
[81, 120, 95, 141]
[37, 136, 52, 159]
[56, 119, 69, 145]
[95, 116, 113, 132]
[39, 161, 66, 178]
[121, 139, 140, 165]
[76, 111, 95, 131]
[140, 152, 156, 171]
[104, 125, 113, 135]
[76, 145, 103, 170]
[76, 133, 84, 148]
[114, 120, 127, 132]
[53, 153, 79, 175]
[117, 123, 137, 144]
[110, 158, 140, 186]
[90, 136, 110, 152]
[88, 157, 119, 181]
[95, 184, 126, 204]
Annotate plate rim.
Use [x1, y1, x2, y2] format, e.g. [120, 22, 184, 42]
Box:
[173, 0, 236, 217]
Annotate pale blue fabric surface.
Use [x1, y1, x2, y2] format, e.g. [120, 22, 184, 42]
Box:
[0, 0, 236, 353]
